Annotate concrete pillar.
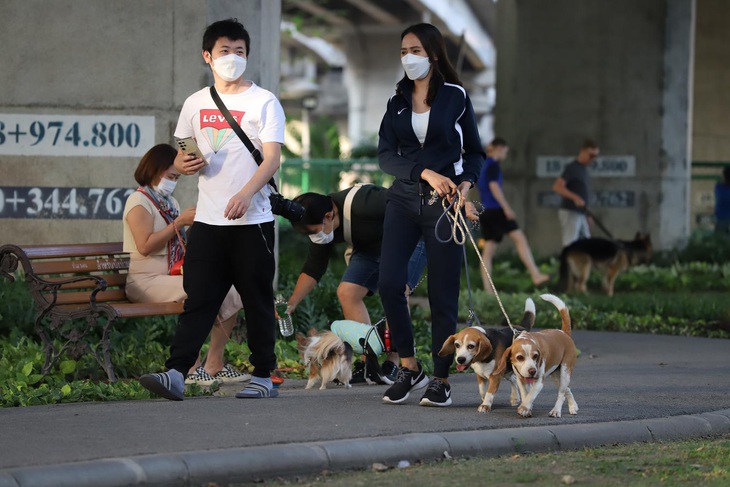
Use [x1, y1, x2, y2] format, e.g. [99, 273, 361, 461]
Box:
[493, 0, 695, 254]
[0, 0, 281, 245]
[342, 28, 404, 147]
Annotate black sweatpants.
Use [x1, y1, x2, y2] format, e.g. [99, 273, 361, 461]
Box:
[378, 198, 463, 378]
[165, 221, 277, 378]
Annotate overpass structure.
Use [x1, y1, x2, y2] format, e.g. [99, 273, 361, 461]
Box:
[1, 0, 727, 254]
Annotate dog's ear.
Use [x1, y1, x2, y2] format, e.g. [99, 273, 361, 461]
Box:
[295, 332, 307, 347]
[493, 345, 512, 376]
[438, 335, 457, 357]
[473, 336, 493, 363]
[307, 327, 318, 337]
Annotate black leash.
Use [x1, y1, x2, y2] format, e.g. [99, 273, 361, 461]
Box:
[583, 208, 614, 239]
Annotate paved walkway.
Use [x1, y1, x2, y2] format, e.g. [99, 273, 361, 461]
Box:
[1, 330, 729, 486]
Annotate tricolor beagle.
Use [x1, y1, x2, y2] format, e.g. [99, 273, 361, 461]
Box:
[438, 298, 536, 412]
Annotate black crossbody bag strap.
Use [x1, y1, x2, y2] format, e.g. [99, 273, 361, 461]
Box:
[209, 86, 278, 192]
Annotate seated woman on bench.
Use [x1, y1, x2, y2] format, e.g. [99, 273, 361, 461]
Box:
[122, 143, 249, 386]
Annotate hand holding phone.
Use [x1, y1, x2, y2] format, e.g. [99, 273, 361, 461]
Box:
[175, 137, 209, 166]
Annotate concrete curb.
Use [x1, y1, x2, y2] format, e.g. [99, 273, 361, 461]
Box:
[2, 409, 729, 487]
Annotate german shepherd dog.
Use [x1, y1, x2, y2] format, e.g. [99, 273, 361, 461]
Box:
[559, 233, 652, 296]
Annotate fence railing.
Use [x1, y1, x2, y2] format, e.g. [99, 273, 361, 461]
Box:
[278, 158, 392, 197]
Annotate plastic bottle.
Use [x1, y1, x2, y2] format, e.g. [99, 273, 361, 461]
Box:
[274, 294, 294, 337]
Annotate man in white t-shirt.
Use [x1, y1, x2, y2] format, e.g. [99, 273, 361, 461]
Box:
[140, 18, 285, 400]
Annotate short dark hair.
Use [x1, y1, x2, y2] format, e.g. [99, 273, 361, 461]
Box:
[134, 144, 177, 186]
[581, 139, 599, 150]
[490, 137, 508, 147]
[202, 18, 250, 55]
[290, 193, 333, 232]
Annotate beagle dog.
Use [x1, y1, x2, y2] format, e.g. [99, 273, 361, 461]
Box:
[438, 298, 536, 413]
[495, 294, 578, 418]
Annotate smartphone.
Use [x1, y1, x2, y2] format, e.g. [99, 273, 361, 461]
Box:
[175, 137, 209, 165]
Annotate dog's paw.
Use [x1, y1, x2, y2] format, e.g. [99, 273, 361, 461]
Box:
[477, 404, 492, 413]
[569, 404, 579, 415]
[517, 405, 532, 417]
[549, 408, 562, 418]
[510, 397, 520, 407]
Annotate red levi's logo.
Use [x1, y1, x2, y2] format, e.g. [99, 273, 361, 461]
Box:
[199, 109, 246, 153]
[200, 109, 245, 129]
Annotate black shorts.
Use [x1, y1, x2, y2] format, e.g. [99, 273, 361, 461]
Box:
[479, 208, 519, 243]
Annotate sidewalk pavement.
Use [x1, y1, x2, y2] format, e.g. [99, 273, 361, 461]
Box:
[1, 330, 729, 487]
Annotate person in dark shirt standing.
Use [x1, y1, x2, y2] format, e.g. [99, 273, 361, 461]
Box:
[715, 165, 730, 235]
[552, 139, 600, 246]
[477, 137, 549, 291]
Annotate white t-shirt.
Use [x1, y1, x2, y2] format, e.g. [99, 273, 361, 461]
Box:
[412, 110, 430, 145]
[174, 83, 286, 226]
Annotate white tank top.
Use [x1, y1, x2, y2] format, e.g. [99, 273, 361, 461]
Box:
[411, 110, 430, 144]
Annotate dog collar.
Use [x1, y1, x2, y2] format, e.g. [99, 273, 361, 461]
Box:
[469, 325, 487, 335]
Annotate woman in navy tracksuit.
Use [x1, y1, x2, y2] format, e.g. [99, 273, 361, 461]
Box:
[378, 23, 485, 407]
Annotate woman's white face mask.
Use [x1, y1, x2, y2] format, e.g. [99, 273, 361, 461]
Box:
[309, 216, 334, 245]
[401, 53, 431, 81]
[154, 177, 177, 197]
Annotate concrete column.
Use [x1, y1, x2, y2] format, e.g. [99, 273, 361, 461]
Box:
[341, 28, 404, 147]
[0, 0, 281, 245]
[493, 0, 695, 254]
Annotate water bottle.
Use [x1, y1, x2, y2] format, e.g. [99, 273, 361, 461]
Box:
[275, 294, 294, 337]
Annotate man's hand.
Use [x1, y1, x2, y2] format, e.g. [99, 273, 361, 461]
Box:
[224, 191, 253, 220]
[573, 196, 586, 208]
[503, 207, 516, 220]
[174, 149, 206, 176]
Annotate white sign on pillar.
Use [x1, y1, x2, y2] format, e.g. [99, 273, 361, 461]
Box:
[536, 155, 636, 178]
[0, 114, 155, 157]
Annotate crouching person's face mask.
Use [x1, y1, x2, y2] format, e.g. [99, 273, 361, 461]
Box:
[309, 215, 334, 245]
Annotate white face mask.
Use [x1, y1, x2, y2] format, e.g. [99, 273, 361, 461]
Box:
[211, 53, 247, 82]
[154, 177, 177, 197]
[308, 217, 334, 245]
[401, 53, 431, 81]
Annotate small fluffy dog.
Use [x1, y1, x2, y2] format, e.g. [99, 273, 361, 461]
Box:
[560, 233, 652, 296]
[438, 298, 536, 413]
[296, 329, 354, 390]
[495, 294, 578, 418]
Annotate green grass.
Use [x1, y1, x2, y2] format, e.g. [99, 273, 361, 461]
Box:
[258, 434, 730, 486]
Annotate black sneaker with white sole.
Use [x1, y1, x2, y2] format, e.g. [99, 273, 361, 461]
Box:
[382, 363, 429, 404]
[381, 360, 398, 385]
[419, 377, 452, 407]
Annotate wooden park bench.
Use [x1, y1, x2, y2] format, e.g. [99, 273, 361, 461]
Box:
[0, 242, 183, 382]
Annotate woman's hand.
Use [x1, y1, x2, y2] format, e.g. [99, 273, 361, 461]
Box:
[421, 169, 457, 197]
[176, 207, 196, 227]
[174, 149, 206, 176]
[464, 201, 480, 221]
[224, 190, 253, 220]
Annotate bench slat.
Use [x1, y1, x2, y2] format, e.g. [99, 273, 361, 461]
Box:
[20, 242, 124, 259]
[46, 273, 128, 290]
[31, 258, 129, 276]
[48, 289, 129, 305]
[58, 301, 184, 317]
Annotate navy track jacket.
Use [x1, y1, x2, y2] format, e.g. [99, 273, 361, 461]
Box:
[377, 80, 485, 209]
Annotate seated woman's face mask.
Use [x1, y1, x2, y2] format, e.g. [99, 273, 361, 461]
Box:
[309, 215, 334, 244]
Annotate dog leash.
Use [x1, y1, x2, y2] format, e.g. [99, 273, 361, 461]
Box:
[583, 208, 614, 239]
[432, 191, 518, 335]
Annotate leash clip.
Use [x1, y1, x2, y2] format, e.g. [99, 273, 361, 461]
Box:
[427, 189, 439, 206]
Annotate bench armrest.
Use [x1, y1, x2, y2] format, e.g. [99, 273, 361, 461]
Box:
[31, 274, 109, 309]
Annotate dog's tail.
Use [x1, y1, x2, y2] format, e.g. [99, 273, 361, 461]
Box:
[540, 294, 571, 336]
[520, 298, 536, 331]
[310, 331, 346, 363]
